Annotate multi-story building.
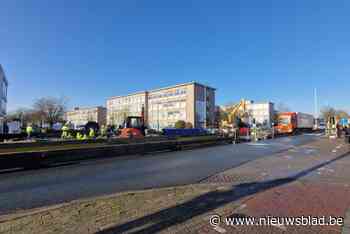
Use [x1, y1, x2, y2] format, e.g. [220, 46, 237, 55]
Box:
[0, 65, 8, 133]
[65, 106, 107, 129]
[106, 91, 148, 127]
[245, 101, 275, 127]
[106, 82, 216, 129]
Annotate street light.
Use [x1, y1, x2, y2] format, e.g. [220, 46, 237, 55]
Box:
[157, 102, 160, 132]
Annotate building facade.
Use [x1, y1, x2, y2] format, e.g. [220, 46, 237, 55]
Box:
[106, 82, 216, 129]
[65, 106, 107, 129]
[106, 92, 147, 127]
[0, 65, 8, 133]
[245, 101, 275, 127]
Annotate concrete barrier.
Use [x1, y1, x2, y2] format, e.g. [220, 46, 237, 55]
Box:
[0, 137, 232, 170]
[0, 136, 171, 151]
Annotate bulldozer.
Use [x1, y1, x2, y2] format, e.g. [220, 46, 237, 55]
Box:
[119, 105, 146, 139]
[119, 116, 146, 139]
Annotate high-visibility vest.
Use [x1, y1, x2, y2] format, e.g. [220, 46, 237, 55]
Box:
[76, 133, 82, 140]
[62, 126, 69, 131]
[89, 129, 95, 137]
[26, 126, 33, 133]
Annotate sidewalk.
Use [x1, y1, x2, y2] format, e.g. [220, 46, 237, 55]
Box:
[191, 137, 350, 234]
[0, 137, 349, 234]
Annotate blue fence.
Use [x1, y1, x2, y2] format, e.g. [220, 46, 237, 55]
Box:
[162, 128, 208, 137]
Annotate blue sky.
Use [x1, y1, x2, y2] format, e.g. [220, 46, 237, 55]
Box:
[1, 0, 349, 114]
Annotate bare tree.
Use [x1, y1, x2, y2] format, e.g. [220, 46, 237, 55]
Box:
[33, 97, 68, 128]
[276, 102, 291, 113]
[335, 110, 349, 119]
[219, 108, 229, 123]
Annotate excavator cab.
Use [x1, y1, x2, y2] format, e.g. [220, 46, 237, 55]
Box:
[119, 116, 145, 138]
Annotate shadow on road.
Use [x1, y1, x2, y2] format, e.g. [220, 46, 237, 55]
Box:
[0, 162, 80, 175]
[97, 152, 350, 234]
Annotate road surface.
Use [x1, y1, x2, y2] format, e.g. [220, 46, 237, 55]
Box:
[0, 134, 321, 215]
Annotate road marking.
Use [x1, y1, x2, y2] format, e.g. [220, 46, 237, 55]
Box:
[283, 155, 293, 160]
[246, 143, 270, 146]
[303, 133, 323, 136]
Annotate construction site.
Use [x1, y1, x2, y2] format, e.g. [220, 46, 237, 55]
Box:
[2, 1, 350, 233]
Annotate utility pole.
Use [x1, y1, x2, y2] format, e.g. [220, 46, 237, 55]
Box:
[157, 103, 160, 132]
[314, 88, 318, 129]
[314, 88, 318, 118]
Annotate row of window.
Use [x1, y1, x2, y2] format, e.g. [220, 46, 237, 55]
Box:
[109, 105, 144, 112]
[68, 110, 98, 115]
[0, 80, 7, 101]
[0, 99, 6, 115]
[148, 110, 186, 121]
[109, 96, 146, 106]
[250, 110, 272, 116]
[148, 89, 187, 100]
[67, 115, 97, 119]
[149, 101, 186, 110]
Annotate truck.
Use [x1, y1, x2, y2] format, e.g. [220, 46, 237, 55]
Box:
[276, 112, 314, 134]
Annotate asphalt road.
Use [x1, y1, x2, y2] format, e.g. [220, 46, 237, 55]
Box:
[0, 134, 321, 215]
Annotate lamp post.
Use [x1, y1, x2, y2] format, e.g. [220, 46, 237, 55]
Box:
[157, 102, 160, 132]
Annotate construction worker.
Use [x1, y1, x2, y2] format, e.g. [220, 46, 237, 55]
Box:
[82, 133, 88, 140]
[26, 124, 33, 139]
[251, 125, 258, 142]
[100, 125, 107, 137]
[344, 126, 350, 144]
[76, 132, 83, 140]
[61, 124, 69, 139]
[89, 128, 95, 138]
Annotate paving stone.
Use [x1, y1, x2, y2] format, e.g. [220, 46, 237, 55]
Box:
[0, 138, 349, 234]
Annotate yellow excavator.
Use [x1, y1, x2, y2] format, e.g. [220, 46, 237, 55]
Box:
[221, 99, 251, 139]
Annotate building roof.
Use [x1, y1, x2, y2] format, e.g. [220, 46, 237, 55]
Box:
[67, 106, 106, 113]
[107, 91, 148, 100]
[107, 81, 216, 101]
[149, 81, 216, 93]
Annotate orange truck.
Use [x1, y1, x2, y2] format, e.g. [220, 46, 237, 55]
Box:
[275, 112, 314, 134]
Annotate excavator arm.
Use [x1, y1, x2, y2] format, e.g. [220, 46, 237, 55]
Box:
[226, 99, 247, 127]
